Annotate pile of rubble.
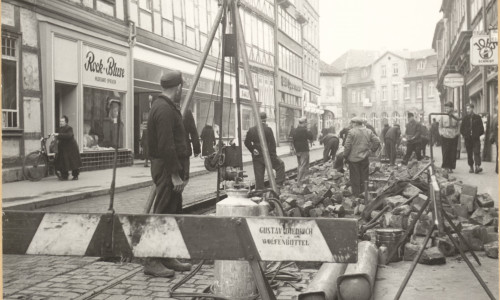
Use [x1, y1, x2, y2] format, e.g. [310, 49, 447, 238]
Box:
[277, 158, 498, 264]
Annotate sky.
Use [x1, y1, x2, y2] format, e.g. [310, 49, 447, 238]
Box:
[319, 0, 443, 64]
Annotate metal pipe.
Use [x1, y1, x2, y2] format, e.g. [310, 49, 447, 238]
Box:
[298, 263, 347, 300]
[181, 3, 225, 117]
[337, 241, 378, 300]
[232, 14, 243, 170]
[216, 7, 228, 201]
[232, 1, 278, 194]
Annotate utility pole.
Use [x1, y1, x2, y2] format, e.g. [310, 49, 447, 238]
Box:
[482, 0, 491, 161]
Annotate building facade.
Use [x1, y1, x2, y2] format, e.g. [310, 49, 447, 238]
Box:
[432, 0, 498, 160]
[319, 61, 344, 131]
[2, 0, 321, 181]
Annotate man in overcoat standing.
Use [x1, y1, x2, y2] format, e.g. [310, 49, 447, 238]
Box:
[145, 70, 192, 277]
[460, 103, 484, 173]
[293, 117, 313, 184]
[54, 115, 81, 180]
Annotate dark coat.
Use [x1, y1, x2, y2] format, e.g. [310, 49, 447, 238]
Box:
[147, 95, 188, 176]
[381, 125, 390, 140]
[405, 119, 422, 144]
[292, 126, 313, 152]
[339, 127, 351, 146]
[460, 113, 484, 139]
[184, 109, 201, 157]
[385, 126, 401, 142]
[200, 125, 216, 156]
[244, 123, 277, 157]
[140, 128, 149, 159]
[55, 125, 82, 172]
[490, 115, 498, 144]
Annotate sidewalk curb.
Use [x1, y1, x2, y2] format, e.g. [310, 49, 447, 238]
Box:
[4, 151, 299, 211]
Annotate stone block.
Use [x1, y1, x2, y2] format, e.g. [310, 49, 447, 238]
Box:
[365, 229, 378, 244]
[288, 207, 303, 217]
[470, 208, 494, 226]
[477, 193, 495, 208]
[487, 232, 498, 244]
[414, 214, 433, 236]
[444, 193, 459, 204]
[440, 182, 455, 197]
[371, 210, 382, 220]
[484, 241, 499, 259]
[382, 212, 393, 228]
[402, 184, 423, 199]
[404, 243, 420, 261]
[386, 195, 407, 208]
[407, 212, 419, 229]
[342, 197, 354, 210]
[389, 214, 405, 229]
[327, 205, 345, 217]
[410, 234, 432, 248]
[392, 204, 412, 216]
[322, 197, 333, 207]
[460, 194, 475, 213]
[285, 197, 297, 207]
[309, 208, 324, 218]
[411, 194, 428, 212]
[452, 204, 469, 219]
[331, 191, 343, 204]
[419, 247, 446, 265]
[461, 184, 478, 197]
[436, 237, 456, 257]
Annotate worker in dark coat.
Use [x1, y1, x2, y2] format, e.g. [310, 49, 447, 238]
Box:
[420, 124, 430, 157]
[490, 106, 498, 174]
[339, 124, 353, 146]
[380, 123, 390, 159]
[184, 109, 201, 182]
[344, 117, 380, 197]
[384, 124, 401, 166]
[293, 117, 314, 184]
[145, 70, 192, 278]
[319, 128, 339, 163]
[200, 124, 216, 156]
[402, 112, 422, 164]
[244, 112, 285, 190]
[54, 115, 82, 180]
[460, 103, 485, 173]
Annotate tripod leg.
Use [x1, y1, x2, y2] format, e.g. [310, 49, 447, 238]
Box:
[444, 227, 496, 300]
[442, 208, 481, 265]
[394, 225, 435, 300]
[387, 198, 430, 263]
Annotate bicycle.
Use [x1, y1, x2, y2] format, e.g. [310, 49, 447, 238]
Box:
[23, 134, 61, 181]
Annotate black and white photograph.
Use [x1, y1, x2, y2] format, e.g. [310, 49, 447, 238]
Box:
[1, 0, 498, 299]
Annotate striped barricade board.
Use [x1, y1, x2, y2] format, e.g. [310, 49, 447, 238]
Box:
[3, 211, 358, 263]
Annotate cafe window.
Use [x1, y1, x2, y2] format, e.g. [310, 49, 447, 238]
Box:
[2, 34, 19, 129]
[83, 87, 125, 151]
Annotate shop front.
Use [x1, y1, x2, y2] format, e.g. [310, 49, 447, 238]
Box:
[278, 72, 302, 142]
[133, 45, 234, 155]
[39, 22, 133, 171]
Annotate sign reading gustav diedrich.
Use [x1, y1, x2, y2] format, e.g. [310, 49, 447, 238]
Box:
[470, 35, 498, 66]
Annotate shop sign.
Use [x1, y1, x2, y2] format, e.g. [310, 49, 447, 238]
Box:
[280, 74, 302, 97]
[240, 87, 259, 102]
[470, 35, 498, 66]
[443, 73, 464, 88]
[82, 45, 127, 91]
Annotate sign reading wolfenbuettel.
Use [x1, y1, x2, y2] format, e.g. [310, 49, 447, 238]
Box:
[470, 35, 498, 66]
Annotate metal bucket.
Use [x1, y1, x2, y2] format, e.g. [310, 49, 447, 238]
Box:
[375, 229, 404, 262]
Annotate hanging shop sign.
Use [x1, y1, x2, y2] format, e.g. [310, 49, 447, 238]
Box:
[470, 35, 498, 66]
[82, 45, 127, 91]
[239, 87, 259, 102]
[443, 73, 465, 88]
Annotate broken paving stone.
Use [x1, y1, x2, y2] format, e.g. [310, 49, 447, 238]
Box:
[420, 247, 446, 265]
[288, 207, 303, 217]
[436, 237, 456, 257]
[342, 198, 354, 210]
[308, 208, 324, 218]
[484, 241, 499, 259]
[444, 193, 459, 204]
[440, 182, 455, 197]
[411, 194, 428, 212]
[382, 212, 393, 228]
[477, 193, 495, 208]
[460, 194, 475, 213]
[411, 234, 432, 249]
[452, 204, 469, 219]
[404, 243, 420, 261]
[414, 214, 433, 236]
[470, 208, 494, 226]
[461, 184, 478, 197]
[402, 184, 422, 199]
[327, 205, 345, 217]
[389, 214, 406, 229]
[285, 197, 298, 207]
[486, 232, 498, 244]
[322, 197, 334, 207]
[386, 195, 407, 208]
[392, 204, 412, 216]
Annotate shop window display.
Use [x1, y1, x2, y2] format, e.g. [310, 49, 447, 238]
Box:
[83, 87, 125, 151]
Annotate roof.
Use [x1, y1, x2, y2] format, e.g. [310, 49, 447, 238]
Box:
[432, 19, 445, 50]
[320, 60, 342, 75]
[330, 50, 379, 70]
[404, 52, 438, 79]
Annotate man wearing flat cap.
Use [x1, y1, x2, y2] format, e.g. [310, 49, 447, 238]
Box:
[146, 70, 192, 277]
[439, 101, 460, 173]
[292, 116, 314, 184]
[343, 117, 380, 197]
[460, 103, 484, 173]
[402, 112, 422, 164]
[244, 111, 285, 190]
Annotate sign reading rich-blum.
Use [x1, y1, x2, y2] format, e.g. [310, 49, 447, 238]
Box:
[82, 45, 127, 91]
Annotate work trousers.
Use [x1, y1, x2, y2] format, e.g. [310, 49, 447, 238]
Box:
[323, 138, 339, 163]
[151, 158, 188, 214]
[421, 138, 429, 157]
[296, 151, 310, 184]
[348, 157, 369, 197]
[252, 155, 285, 190]
[385, 138, 397, 165]
[441, 136, 458, 170]
[464, 137, 482, 167]
[403, 141, 422, 163]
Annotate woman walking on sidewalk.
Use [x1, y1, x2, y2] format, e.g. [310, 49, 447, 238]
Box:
[54, 116, 82, 180]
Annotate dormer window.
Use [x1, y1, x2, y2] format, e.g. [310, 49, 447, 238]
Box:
[417, 60, 426, 70]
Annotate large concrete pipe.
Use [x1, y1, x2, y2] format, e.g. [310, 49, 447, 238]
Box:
[336, 241, 378, 300]
[298, 263, 348, 300]
[213, 188, 260, 298]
